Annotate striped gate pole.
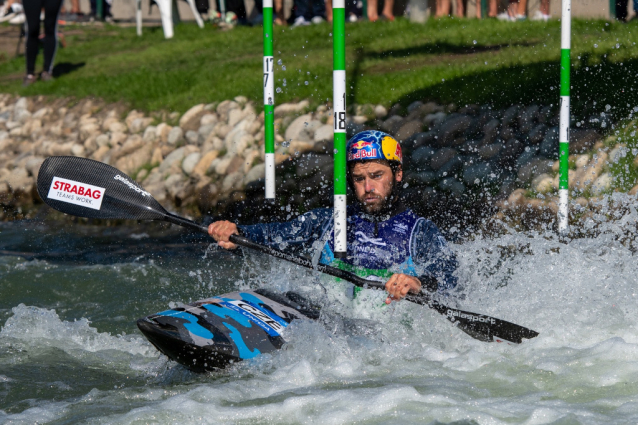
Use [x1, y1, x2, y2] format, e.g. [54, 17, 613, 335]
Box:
[263, 0, 276, 200]
[558, 0, 571, 233]
[333, 0, 347, 258]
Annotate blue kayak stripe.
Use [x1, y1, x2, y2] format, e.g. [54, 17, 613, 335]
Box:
[156, 310, 214, 340]
[223, 322, 261, 359]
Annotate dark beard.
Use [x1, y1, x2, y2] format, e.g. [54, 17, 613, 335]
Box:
[356, 179, 404, 220]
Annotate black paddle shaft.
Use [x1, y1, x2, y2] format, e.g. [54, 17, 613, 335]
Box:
[37, 156, 539, 344]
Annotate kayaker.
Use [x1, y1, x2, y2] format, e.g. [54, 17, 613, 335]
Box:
[208, 130, 458, 304]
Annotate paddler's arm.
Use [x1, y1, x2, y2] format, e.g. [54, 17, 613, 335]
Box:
[208, 208, 333, 251]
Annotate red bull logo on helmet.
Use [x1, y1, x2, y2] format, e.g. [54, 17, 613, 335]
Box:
[347, 140, 381, 161]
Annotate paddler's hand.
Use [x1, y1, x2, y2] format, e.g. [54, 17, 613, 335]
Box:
[384, 274, 422, 304]
[208, 220, 239, 249]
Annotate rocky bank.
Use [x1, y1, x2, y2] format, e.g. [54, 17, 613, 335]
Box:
[0, 93, 635, 231]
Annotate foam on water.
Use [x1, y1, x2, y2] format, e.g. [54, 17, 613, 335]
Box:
[4, 198, 638, 423]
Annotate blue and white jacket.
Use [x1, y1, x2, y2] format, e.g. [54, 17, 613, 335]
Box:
[238, 204, 458, 293]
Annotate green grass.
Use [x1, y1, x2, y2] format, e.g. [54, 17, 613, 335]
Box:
[1, 18, 638, 116]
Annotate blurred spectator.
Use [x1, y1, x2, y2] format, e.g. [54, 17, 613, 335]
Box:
[60, 0, 84, 20]
[435, 0, 463, 18]
[615, 0, 628, 21]
[0, 0, 25, 22]
[22, 0, 63, 86]
[274, 0, 285, 24]
[291, 0, 324, 26]
[90, 0, 112, 21]
[530, 0, 549, 20]
[496, 0, 534, 20]
[367, 0, 393, 21]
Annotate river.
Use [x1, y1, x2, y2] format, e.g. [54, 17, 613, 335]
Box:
[1, 202, 638, 424]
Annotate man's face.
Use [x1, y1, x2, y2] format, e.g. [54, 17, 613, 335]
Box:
[351, 161, 403, 214]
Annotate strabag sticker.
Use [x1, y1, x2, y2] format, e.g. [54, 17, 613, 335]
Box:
[47, 177, 105, 210]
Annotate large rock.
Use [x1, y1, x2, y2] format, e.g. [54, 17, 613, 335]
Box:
[244, 163, 266, 185]
[395, 120, 422, 141]
[482, 119, 500, 145]
[155, 123, 172, 143]
[571, 129, 601, 153]
[407, 171, 437, 185]
[499, 139, 525, 165]
[168, 127, 184, 146]
[478, 143, 502, 160]
[501, 105, 520, 128]
[463, 162, 494, 186]
[423, 112, 446, 129]
[404, 131, 436, 151]
[410, 146, 436, 170]
[296, 154, 332, 178]
[539, 127, 559, 159]
[24, 156, 45, 178]
[285, 114, 313, 141]
[517, 157, 552, 183]
[274, 100, 309, 118]
[182, 152, 202, 175]
[185, 130, 200, 145]
[143, 126, 158, 143]
[179, 104, 205, 130]
[430, 147, 457, 170]
[439, 177, 465, 197]
[314, 124, 333, 143]
[115, 143, 154, 175]
[436, 156, 463, 179]
[113, 135, 144, 160]
[158, 147, 187, 174]
[591, 172, 612, 195]
[518, 105, 539, 134]
[192, 150, 219, 176]
[222, 171, 244, 192]
[380, 115, 404, 134]
[3, 167, 33, 193]
[573, 151, 608, 190]
[527, 124, 547, 145]
[436, 114, 472, 147]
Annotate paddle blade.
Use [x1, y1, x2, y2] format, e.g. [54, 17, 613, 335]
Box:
[449, 308, 539, 344]
[37, 156, 168, 221]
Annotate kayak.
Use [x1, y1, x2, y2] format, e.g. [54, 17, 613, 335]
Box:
[137, 289, 320, 372]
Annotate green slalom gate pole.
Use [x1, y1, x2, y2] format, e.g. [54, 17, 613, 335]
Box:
[558, 0, 571, 233]
[263, 0, 275, 199]
[333, 0, 347, 258]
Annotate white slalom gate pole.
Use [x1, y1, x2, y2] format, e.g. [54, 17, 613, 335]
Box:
[136, 0, 142, 36]
[263, 0, 276, 199]
[558, 0, 571, 233]
[333, 0, 347, 258]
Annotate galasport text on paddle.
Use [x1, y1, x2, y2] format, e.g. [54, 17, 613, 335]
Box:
[36, 156, 539, 344]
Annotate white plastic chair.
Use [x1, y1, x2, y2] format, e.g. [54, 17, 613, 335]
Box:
[137, 0, 204, 39]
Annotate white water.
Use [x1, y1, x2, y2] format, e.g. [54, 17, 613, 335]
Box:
[2, 201, 638, 424]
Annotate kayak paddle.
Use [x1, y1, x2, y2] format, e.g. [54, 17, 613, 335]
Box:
[36, 156, 539, 344]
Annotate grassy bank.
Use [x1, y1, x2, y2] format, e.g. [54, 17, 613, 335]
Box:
[1, 18, 638, 117]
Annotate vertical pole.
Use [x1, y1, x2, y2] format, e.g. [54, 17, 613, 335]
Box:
[136, 0, 143, 36]
[610, 0, 616, 19]
[558, 0, 571, 233]
[97, 0, 103, 20]
[220, 0, 227, 21]
[480, 0, 487, 18]
[333, 0, 347, 258]
[263, 0, 276, 200]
